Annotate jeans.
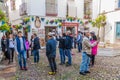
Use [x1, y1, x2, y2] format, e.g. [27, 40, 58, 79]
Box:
[65, 49, 72, 65]
[48, 56, 57, 72]
[59, 48, 65, 64]
[9, 48, 14, 62]
[80, 52, 90, 72]
[18, 50, 27, 68]
[78, 42, 82, 52]
[33, 50, 40, 63]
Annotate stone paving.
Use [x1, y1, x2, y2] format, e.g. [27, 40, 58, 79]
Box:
[1, 49, 120, 80]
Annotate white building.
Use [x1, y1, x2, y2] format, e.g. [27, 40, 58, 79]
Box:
[92, 0, 120, 46]
[27, 0, 84, 47]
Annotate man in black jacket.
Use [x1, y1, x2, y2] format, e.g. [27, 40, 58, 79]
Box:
[33, 33, 41, 64]
[56, 33, 66, 65]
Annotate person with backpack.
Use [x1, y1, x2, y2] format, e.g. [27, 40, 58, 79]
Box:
[77, 31, 83, 53]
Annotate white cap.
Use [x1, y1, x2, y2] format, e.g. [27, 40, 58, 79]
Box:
[48, 32, 53, 36]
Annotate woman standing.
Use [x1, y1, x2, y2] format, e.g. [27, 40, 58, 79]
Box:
[90, 35, 98, 66]
[6, 34, 15, 64]
[25, 38, 30, 59]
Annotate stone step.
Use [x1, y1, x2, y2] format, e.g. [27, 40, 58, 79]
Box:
[98, 48, 120, 56]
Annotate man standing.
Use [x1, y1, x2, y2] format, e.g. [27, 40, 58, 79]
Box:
[56, 33, 66, 65]
[79, 31, 99, 75]
[65, 31, 73, 66]
[33, 33, 41, 64]
[46, 32, 57, 75]
[77, 31, 83, 53]
[6, 34, 15, 64]
[14, 31, 27, 70]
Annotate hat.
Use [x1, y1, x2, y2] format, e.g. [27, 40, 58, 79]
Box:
[67, 31, 71, 34]
[48, 32, 53, 36]
[90, 31, 95, 34]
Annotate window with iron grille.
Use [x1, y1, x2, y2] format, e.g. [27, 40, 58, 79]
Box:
[10, 0, 16, 10]
[84, 0, 92, 19]
[46, 0, 58, 16]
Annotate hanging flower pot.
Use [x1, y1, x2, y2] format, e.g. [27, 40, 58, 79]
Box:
[80, 21, 83, 24]
[16, 24, 22, 29]
[70, 18, 72, 22]
[50, 20, 54, 24]
[31, 16, 34, 21]
[46, 20, 49, 24]
[59, 19, 62, 22]
[54, 19, 58, 24]
[1, 20, 5, 25]
[62, 19, 66, 22]
[41, 18, 45, 22]
[58, 23, 62, 28]
[26, 25, 31, 32]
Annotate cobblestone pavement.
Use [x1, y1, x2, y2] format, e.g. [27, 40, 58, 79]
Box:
[1, 49, 120, 80]
[0, 59, 16, 80]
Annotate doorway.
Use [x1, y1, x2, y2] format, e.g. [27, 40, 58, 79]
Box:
[66, 27, 75, 34]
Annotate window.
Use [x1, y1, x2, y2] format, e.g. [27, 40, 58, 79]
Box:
[115, 0, 120, 9]
[10, 0, 16, 10]
[116, 22, 120, 39]
[84, 0, 92, 19]
[46, 0, 58, 16]
[118, 0, 120, 8]
[19, 3, 27, 16]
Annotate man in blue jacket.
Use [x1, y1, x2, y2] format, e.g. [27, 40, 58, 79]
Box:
[77, 31, 83, 53]
[46, 32, 57, 75]
[14, 31, 27, 71]
[33, 33, 41, 64]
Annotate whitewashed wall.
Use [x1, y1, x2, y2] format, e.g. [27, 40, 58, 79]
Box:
[75, 0, 84, 18]
[58, 0, 67, 18]
[28, 0, 45, 16]
[7, 0, 23, 24]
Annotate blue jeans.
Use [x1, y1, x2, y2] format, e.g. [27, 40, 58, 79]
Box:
[59, 48, 65, 64]
[33, 50, 40, 63]
[80, 52, 90, 72]
[65, 49, 72, 65]
[78, 42, 82, 52]
[18, 50, 27, 68]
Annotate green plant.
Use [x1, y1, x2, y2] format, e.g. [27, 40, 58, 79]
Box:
[0, 23, 10, 31]
[16, 24, 22, 29]
[0, 9, 6, 21]
[91, 14, 106, 37]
